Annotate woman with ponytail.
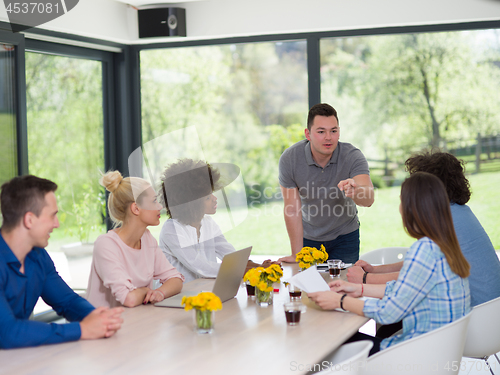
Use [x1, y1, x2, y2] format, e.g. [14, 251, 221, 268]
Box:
[308, 172, 471, 355]
[86, 171, 184, 308]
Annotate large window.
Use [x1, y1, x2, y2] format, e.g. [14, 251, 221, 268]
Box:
[0, 43, 17, 188]
[26, 51, 105, 292]
[2, 23, 497, 279]
[321, 29, 500, 251]
[141, 41, 308, 255]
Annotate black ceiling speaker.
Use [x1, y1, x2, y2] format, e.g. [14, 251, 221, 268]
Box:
[138, 7, 186, 38]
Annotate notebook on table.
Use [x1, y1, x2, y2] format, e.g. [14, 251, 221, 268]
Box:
[154, 246, 252, 308]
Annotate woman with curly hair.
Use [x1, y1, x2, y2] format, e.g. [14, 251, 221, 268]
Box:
[86, 171, 184, 308]
[159, 159, 276, 283]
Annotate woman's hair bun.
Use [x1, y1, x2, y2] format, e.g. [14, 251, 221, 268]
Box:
[100, 170, 123, 193]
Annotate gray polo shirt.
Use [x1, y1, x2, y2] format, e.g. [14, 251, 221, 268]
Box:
[279, 140, 370, 242]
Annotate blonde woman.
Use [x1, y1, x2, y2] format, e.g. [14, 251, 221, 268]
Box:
[86, 171, 184, 308]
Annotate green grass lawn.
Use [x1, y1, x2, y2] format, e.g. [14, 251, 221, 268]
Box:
[210, 170, 500, 256]
[46, 170, 500, 257]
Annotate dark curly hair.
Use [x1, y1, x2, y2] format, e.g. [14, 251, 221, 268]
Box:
[404, 151, 471, 205]
[159, 159, 221, 225]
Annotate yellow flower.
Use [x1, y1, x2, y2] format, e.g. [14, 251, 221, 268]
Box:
[303, 254, 314, 263]
[206, 298, 222, 312]
[257, 281, 270, 292]
[296, 247, 314, 262]
[269, 264, 283, 274]
[312, 249, 323, 260]
[244, 268, 264, 286]
[249, 274, 260, 286]
[243, 268, 256, 282]
[319, 244, 328, 262]
[299, 262, 309, 269]
[182, 292, 222, 312]
[182, 296, 193, 311]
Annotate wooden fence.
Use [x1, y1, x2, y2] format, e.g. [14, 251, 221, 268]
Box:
[368, 134, 500, 186]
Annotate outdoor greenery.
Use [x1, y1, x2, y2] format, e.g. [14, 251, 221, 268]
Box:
[140, 41, 308, 203]
[17, 29, 500, 255]
[140, 29, 500, 256]
[0, 113, 16, 188]
[321, 31, 500, 166]
[0, 45, 17, 190]
[25, 52, 105, 244]
[147, 169, 500, 255]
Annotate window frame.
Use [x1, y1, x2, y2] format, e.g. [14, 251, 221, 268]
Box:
[1, 19, 500, 322]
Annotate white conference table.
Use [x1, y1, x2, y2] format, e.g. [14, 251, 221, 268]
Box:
[0, 265, 368, 375]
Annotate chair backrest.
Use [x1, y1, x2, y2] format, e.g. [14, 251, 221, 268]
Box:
[364, 313, 471, 375]
[315, 341, 373, 374]
[463, 295, 500, 359]
[359, 247, 408, 265]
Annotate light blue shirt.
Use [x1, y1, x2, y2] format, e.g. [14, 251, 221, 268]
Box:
[363, 237, 471, 350]
[450, 203, 500, 306]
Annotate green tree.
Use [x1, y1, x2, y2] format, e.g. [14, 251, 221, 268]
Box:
[140, 42, 308, 195]
[322, 31, 500, 166]
[26, 52, 105, 242]
[361, 32, 500, 152]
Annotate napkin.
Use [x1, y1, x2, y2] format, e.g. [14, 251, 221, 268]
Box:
[285, 267, 330, 293]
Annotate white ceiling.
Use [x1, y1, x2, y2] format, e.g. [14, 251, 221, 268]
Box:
[4, 0, 498, 45]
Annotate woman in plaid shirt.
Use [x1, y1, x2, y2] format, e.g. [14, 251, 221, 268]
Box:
[308, 172, 471, 355]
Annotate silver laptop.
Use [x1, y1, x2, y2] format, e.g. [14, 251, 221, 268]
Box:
[155, 246, 252, 308]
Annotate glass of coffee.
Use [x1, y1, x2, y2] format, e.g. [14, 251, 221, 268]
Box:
[288, 283, 302, 301]
[245, 281, 256, 299]
[284, 302, 306, 326]
[328, 259, 342, 278]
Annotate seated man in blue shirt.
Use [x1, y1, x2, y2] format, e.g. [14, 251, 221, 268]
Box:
[0, 175, 124, 349]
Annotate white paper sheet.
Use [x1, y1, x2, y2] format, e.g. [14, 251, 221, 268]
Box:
[285, 267, 330, 293]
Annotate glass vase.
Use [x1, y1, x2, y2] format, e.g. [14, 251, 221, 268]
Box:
[193, 309, 215, 334]
[255, 288, 273, 307]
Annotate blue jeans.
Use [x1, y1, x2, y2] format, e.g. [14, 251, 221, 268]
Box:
[303, 229, 360, 264]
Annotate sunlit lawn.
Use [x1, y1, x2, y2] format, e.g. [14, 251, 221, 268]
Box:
[203, 170, 500, 256]
[47, 171, 500, 257]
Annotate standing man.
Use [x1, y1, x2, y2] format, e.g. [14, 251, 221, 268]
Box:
[278, 103, 374, 264]
[0, 175, 123, 349]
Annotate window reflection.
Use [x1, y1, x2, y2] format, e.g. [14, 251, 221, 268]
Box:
[26, 52, 105, 299]
[141, 41, 308, 257]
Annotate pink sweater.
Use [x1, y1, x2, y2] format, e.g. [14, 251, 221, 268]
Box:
[86, 229, 184, 307]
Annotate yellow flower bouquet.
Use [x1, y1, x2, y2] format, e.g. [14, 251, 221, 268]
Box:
[296, 245, 328, 271]
[182, 292, 222, 333]
[244, 264, 283, 306]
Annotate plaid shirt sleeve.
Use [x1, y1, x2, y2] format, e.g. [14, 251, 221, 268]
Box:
[363, 238, 438, 325]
